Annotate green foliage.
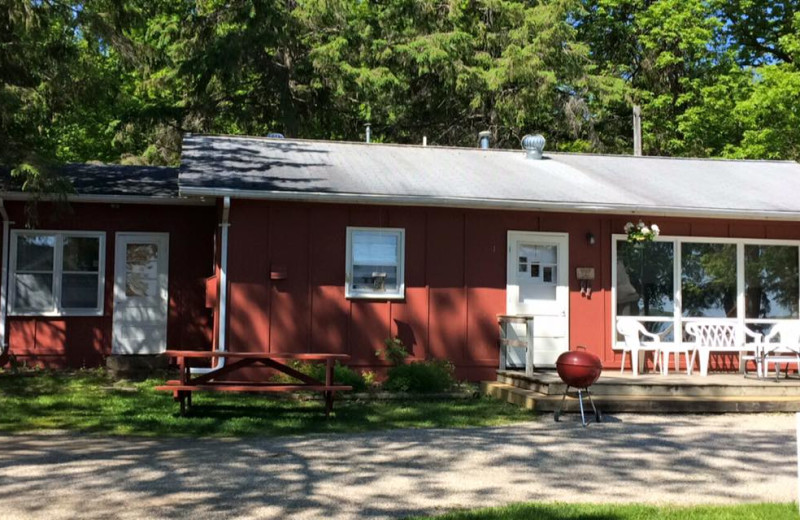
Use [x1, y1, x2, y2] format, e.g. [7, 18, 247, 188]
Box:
[4, 0, 800, 165]
[0, 371, 532, 436]
[10, 161, 74, 227]
[384, 359, 455, 393]
[272, 360, 368, 392]
[377, 336, 410, 366]
[361, 370, 378, 388]
[410, 502, 798, 520]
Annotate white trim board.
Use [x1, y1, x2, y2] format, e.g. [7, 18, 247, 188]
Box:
[178, 186, 800, 222]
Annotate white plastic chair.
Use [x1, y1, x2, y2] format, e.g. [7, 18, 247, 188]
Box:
[685, 320, 761, 376]
[762, 322, 800, 380]
[616, 318, 663, 376]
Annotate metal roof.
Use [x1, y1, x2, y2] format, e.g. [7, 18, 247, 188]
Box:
[0, 163, 209, 205]
[9, 136, 798, 217]
[180, 134, 800, 220]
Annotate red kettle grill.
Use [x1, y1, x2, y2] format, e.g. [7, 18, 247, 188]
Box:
[554, 350, 603, 426]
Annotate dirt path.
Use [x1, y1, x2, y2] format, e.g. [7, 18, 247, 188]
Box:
[0, 413, 795, 519]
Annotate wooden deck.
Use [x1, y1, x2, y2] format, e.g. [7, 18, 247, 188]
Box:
[483, 369, 800, 413]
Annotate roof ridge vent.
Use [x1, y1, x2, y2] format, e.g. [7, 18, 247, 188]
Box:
[521, 134, 546, 160]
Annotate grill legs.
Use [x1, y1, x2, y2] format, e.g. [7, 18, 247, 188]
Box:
[554, 386, 602, 427]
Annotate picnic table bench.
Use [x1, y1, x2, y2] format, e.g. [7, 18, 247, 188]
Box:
[156, 350, 352, 416]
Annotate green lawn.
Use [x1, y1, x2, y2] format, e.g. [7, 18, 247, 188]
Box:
[410, 502, 798, 520]
[0, 370, 533, 437]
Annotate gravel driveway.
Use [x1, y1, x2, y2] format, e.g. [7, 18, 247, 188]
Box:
[0, 413, 796, 519]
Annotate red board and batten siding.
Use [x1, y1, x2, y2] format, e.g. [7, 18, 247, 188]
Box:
[223, 199, 800, 380]
[8, 195, 800, 378]
[4, 201, 216, 368]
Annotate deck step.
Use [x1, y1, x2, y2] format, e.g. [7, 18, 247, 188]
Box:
[496, 370, 800, 397]
[481, 381, 800, 413]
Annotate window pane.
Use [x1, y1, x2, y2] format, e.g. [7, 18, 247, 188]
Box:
[63, 237, 100, 272]
[519, 245, 556, 264]
[351, 231, 400, 293]
[352, 231, 398, 267]
[16, 235, 55, 271]
[352, 265, 398, 292]
[61, 273, 99, 309]
[616, 241, 674, 317]
[616, 320, 675, 343]
[126, 244, 159, 297]
[681, 243, 737, 318]
[745, 245, 799, 319]
[14, 273, 54, 311]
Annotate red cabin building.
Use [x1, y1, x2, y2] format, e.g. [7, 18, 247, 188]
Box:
[4, 134, 800, 379]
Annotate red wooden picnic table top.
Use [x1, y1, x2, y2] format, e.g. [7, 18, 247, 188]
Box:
[164, 350, 350, 361]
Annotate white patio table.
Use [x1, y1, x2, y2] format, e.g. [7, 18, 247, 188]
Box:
[754, 342, 800, 381]
[653, 342, 693, 376]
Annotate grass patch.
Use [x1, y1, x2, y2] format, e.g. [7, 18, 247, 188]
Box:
[409, 502, 798, 520]
[0, 370, 533, 437]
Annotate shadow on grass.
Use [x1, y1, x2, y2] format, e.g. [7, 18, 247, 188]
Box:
[0, 371, 534, 437]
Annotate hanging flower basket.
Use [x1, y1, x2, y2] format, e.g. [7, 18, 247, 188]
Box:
[624, 220, 660, 243]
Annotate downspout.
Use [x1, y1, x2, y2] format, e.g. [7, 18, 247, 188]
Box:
[0, 199, 10, 365]
[191, 196, 231, 374]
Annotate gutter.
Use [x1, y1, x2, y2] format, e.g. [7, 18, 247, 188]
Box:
[0, 200, 10, 364]
[179, 186, 800, 222]
[191, 196, 231, 374]
[0, 192, 213, 206]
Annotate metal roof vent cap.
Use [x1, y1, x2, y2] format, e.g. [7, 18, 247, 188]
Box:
[521, 134, 546, 160]
[478, 130, 492, 149]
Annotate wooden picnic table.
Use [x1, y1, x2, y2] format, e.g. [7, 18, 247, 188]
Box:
[156, 350, 352, 416]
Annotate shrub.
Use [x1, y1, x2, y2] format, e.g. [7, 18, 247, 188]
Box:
[361, 370, 378, 388]
[273, 361, 367, 392]
[376, 336, 409, 366]
[383, 359, 455, 393]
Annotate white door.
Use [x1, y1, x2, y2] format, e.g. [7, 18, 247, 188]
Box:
[112, 233, 169, 355]
[506, 231, 569, 367]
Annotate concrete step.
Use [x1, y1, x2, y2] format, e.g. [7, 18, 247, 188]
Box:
[496, 370, 800, 397]
[482, 381, 800, 413]
[106, 354, 169, 380]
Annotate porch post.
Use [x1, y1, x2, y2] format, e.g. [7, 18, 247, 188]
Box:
[498, 319, 507, 371]
[525, 316, 535, 377]
[0, 199, 10, 359]
[796, 413, 800, 514]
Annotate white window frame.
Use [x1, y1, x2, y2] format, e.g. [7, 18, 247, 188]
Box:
[9, 230, 106, 316]
[345, 227, 405, 300]
[611, 234, 800, 349]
